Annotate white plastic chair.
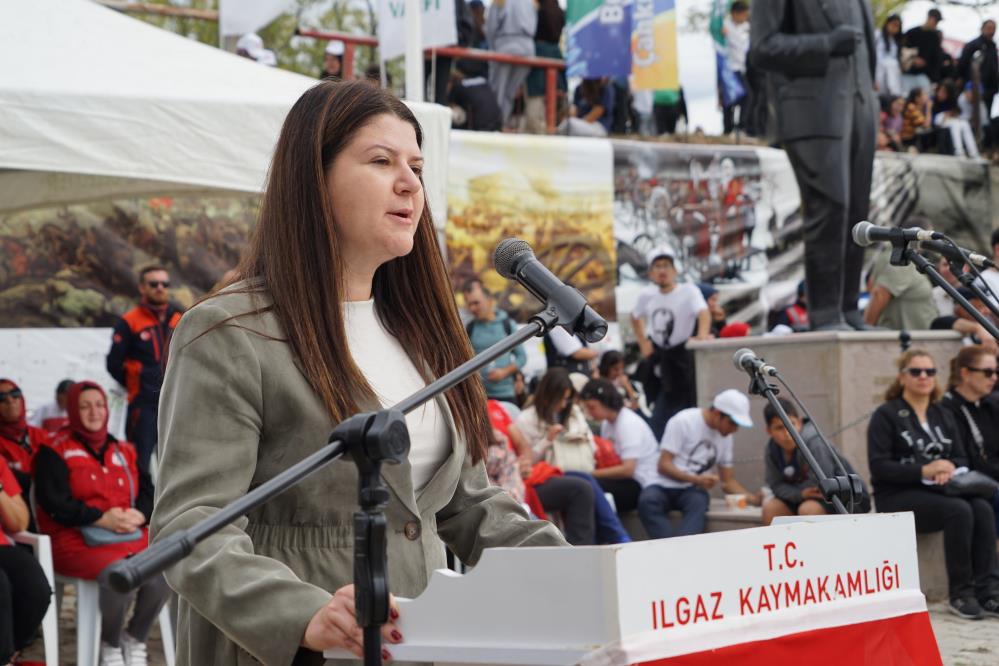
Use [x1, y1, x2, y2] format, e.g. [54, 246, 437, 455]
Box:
[55, 573, 175, 666]
[11, 532, 58, 666]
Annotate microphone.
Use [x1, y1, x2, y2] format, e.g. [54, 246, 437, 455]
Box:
[851, 221, 942, 247]
[918, 239, 997, 270]
[493, 238, 608, 343]
[733, 348, 777, 377]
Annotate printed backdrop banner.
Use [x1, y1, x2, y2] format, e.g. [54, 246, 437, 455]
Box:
[566, 0, 634, 79]
[446, 130, 616, 322]
[378, 0, 458, 61]
[631, 0, 678, 90]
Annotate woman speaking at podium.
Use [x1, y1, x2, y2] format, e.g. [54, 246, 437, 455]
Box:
[150, 81, 566, 665]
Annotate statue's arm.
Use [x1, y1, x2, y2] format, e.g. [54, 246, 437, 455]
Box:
[749, 0, 833, 78]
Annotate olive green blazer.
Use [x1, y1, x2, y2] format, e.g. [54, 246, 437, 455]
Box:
[150, 285, 566, 665]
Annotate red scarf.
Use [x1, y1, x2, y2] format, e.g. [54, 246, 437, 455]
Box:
[67, 381, 109, 449]
[142, 298, 169, 321]
[523, 461, 563, 521]
[0, 378, 27, 443]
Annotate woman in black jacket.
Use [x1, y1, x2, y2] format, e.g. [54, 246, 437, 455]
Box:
[868, 349, 999, 620]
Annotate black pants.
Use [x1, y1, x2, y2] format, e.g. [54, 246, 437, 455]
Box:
[99, 571, 170, 647]
[0, 545, 51, 663]
[783, 90, 877, 327]
[534, 476, 595, 545]
[598, 477, 642, 514]
[127, 403, 158, 474]
[877, 489, 999, 601]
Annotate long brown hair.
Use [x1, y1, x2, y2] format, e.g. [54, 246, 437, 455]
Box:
[532, 368, 574, 425]
[948, 345, 994, 390]
[884, 349, 942, 402]
[212, 80, 489, 461]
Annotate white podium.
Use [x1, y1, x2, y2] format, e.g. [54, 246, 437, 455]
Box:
[327, 513, 941, 665]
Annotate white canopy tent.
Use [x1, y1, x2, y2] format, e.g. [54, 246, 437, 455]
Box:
[0, 0, 451, 219]
[0, 0, 452, 414]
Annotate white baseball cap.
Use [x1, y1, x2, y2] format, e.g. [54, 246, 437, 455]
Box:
[236, 33, 265, 61]
[645, 245, 675, 267]
[325, 40, 345, 56]
[712, 389, 753, 428]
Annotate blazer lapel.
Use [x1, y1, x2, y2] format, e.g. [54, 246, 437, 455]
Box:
[351, 396, 422, 518]
[816, 0, 839, 31]
[415, 394, 463, 512]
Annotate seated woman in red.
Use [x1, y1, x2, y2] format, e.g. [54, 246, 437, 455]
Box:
[34, 381, 168, 666]
[0, 378, 50, 503]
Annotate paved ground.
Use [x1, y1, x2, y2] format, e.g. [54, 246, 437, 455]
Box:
[20, 593, 999, 664]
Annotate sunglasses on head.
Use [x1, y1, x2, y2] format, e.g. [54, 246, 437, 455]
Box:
[0, 388, 22, 402]
[966, 367, 998, 378]
[146, 280, 170, 288]
[904, 368, 937, 378]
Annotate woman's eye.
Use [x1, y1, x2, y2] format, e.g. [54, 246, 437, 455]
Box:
[412, 166, 423, 176]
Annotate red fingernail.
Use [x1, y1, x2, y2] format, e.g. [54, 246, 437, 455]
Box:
[391, 630, 402, 642]
[382, 648, 391, 662]
[390, 608, 399, 620]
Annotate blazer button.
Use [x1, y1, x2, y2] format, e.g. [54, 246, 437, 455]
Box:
[404, 521, 421, 541]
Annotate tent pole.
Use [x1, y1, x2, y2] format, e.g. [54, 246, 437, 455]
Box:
[405, 0, 423, 101]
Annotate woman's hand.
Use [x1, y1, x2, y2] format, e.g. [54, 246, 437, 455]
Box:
[545, 424, 564, 442]
[95, 507, 138, 533]
[302, 585, 403, 660]
[921, 459, 956, 482]
[123, 508, 147, 529]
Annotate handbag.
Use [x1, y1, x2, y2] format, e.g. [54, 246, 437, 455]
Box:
[944, 470, 999, 500]
[80, 444, 143, 547]
[549, 434, 596, 473]
[593, 435, 622, 469]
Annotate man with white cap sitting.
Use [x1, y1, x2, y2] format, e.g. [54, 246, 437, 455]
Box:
[632, 245, 711, 439]
[637, 389, 761, 539]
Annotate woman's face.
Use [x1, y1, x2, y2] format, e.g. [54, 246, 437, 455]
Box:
[899, 355, 938, 399]
[891, 98, 904, 115]
[887, 19, 901, 35]
[959, 354, 998, 399]
[0, 380, 22, 423]
[605, 361, 624, 380]
[326, 113, 425, 280]
[557, 389, 572, 412]
[78, 389, 107, 433]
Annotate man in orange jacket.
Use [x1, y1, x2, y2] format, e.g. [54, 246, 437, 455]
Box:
[106, 266, 183, 473]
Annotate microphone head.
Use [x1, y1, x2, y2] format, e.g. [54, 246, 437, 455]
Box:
[732, 347, 755, 372]
[494, 239, 533, 279]
[851, 221, 874, 247]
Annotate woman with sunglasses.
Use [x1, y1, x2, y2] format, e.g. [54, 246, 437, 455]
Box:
[0, 379, 51, 508]
[868, 349, 999, 620]
[150, 82, 566, 665]
[941, 346, 999, 532]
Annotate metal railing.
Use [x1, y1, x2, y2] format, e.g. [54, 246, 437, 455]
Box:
[296, 28, 566, 133]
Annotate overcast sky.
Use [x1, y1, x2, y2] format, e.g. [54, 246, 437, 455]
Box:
[678, 0, 999, 135]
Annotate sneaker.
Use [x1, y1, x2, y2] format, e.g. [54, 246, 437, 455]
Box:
[949, 597, 985, 620]
[121, 632, 149, 666]
[979, 596, 999, 618]
[99, 643, 127, 666]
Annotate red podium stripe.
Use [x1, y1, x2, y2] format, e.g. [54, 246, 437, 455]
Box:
[636, 611, 941, 666]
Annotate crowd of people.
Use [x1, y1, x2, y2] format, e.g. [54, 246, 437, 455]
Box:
[877, 10, 998, 159]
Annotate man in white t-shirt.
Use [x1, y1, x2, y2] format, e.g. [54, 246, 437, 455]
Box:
[580, 378, 660, 513]
[545, 326, 599, 375]
[638, 389, 760, 539]
[632, 245, 711, 439]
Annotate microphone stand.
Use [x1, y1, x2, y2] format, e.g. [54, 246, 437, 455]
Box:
[102, 301, 588, 666]
[740, 369, 861, 515]
[893, 243, 999, 343]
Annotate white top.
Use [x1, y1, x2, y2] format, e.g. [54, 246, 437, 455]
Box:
[343, 299, 451, 491]
[27, 400, 66, 428]
[976, 269, 999, 307]
[631, 283, 707, 349]
[600, 407, 660, 487]
[548, 326, 584, 356]
[724, 18, 750, 73]
[652, 407, 733, 489]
